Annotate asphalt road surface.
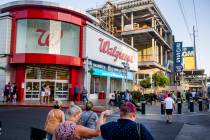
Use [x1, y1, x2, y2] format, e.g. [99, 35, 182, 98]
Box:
[0, 107, 210, 140]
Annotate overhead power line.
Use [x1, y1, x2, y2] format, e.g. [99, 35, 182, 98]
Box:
[177, 0, 193, 43]
[192, 0, 198, 35]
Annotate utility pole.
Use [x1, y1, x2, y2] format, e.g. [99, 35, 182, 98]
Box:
[193, 25, 197, 69]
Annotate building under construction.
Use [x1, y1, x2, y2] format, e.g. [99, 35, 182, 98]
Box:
[87, 0, 174, 84]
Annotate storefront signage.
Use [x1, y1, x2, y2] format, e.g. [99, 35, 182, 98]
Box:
[173, 42, 183, 72]
[92, 68, 133, 80]
[92, 63, 106, 70]
[182, 47, 195, 57]
[99, 38, 133, 63]
[85, 25, 138, 71]
[36, 28, 63, 47]
[182, 47, 195, 70]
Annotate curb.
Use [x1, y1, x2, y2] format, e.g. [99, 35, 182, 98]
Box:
[0, 104, 104, 113]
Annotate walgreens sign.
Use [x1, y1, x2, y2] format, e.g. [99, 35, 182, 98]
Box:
[85, 25, 138, 71]
[99, 38, 133, 63]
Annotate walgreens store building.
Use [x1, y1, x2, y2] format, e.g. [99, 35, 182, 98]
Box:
[0, 1, 137, 101]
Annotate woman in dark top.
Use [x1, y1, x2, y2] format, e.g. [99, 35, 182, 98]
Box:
[100, 102, 154, 140]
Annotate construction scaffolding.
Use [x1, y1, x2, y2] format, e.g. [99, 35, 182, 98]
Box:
[95, 1, 117, 34]
[89, 0, 155, 34]
[87, 0, 174, 85]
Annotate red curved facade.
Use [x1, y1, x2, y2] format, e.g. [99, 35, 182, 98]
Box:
[2, 3, 92, 101]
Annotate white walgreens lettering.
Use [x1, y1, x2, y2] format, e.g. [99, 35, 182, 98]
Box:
[98, 38, 133, 63]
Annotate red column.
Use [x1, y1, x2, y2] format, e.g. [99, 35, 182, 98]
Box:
[16, 65, 25, 102]
[69, 68, 83, 101]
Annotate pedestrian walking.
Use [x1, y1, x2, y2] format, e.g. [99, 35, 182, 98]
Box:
[11, 83, 17, 103]
[203, 94, 209, 112]
[80, 101, 98, 140]
[3, 82, 11, 102]
[125, 89, 130, 102]
[109, 91, 117, 106]
[164, 94, 175, 124]
[191, 89, 196, 101]
[44, 100, 65, 140]
[55, 104, 112, 140]
[73, 84, 79, 101]
[100, 102, 154, 140]
[81, 87, 88, 103]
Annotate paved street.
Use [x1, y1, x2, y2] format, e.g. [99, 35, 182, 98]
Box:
[0, 103, 210, 140]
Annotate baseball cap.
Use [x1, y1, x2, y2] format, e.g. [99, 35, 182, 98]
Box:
[120, 102, 137, 113]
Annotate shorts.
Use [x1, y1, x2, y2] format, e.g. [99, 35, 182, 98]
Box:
[41, 91, 45, 97]
[166, 109, 173, 115]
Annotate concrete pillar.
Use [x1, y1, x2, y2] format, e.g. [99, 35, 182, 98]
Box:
[160, 46, 163, 65]
[160, 27, 163, 37]
[121, 78, 125, 91]
[136, 73, 139, 84]
[155, 41, 158, 62]
[152, 17, 155, 28]
[106, 77, 110, 97]
[157, 45, 159, 63]
[152, 39, 155, 61]
[131, 37, 134, 47]
[154, 19, 157, 30]
[131, 12, 134, 30]
[165, 50, 168, 66]
[121, 14, 124, 32]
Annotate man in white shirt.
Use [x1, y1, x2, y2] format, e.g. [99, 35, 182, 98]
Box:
[191, 90, 196, 100]
[164, 93, 175, 123]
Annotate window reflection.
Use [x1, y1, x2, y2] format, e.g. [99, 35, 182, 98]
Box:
[16, 19, 80, 56]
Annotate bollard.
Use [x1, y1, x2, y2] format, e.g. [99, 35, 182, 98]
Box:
[198, 98, 203, 111]
[0, 121, 2, 136]
[141, 101, 146, 115]
[177, 98, 182, 114]
[161, 101, 165, 115]
[190, 99, 194, 112]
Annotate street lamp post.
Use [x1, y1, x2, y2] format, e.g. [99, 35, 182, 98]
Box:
[83, 57, 89, 95]
[122, 62, 130, 91]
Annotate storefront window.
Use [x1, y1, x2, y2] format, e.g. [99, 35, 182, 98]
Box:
[40, 68, 56, 80]
[57, 70, 69, 80]
[26, 67, 39, 79]
[16, 19, 80, 56]
[90, 76, 107, 94]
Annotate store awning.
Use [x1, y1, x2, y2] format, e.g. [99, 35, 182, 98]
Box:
[91, 68, 133, 80]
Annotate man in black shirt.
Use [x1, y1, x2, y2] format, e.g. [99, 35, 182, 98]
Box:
[100, 102, 154, 140]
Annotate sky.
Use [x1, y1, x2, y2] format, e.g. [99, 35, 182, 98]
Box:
[0, 0, 209, 75]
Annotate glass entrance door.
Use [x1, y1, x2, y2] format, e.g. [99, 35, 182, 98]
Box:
[55, 82, 69, 100]
[25, 65, 70, 101]
[25, 81, 40, 100]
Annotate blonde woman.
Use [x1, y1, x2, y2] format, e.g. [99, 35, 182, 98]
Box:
[44, 100, 65, 140]
[55, 104, 112, 140]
